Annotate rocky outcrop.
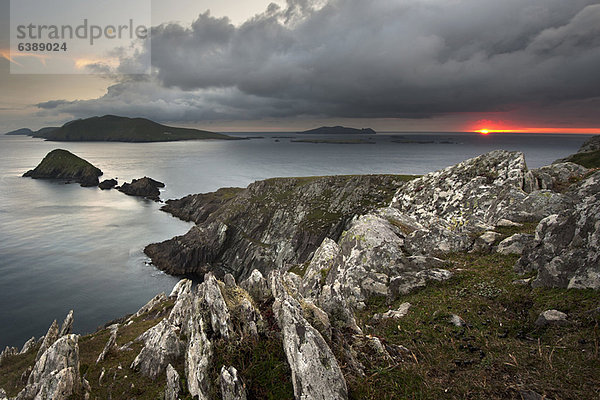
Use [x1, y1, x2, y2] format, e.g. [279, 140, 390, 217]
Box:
[146, 175, 404, 279]
[240, 269, 272, 303]
[19, 338, 36, 355]
[220, 366, 247, 400]
[0, 346, 18, 365]
[22, 149, 103, 187]
[517, 172, 600, 289]
[36, 320, 60, 361]
[16, 335, 81, 400]
[130, 319, 184, 378]
[98, 179, 118, 190]
[165, 364, 181, 400]
[530, 163, 588, 191]
[270, 272, 348, 400]
[497, 234, 534, 255]
[117, 177, 165, 201]
[96, 325, 118, 364]
[58, 310, 73, 337]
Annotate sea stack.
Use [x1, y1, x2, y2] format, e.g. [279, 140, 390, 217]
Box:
[23, 149, 103, 187]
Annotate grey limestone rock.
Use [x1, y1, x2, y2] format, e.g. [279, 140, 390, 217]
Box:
[199, 273, 232, 339]
[132, 293, 168, 319]
[58, 310, 74, 337]
[270, 272, 348, 400]
[220, 366, 247, 400]
[518, 172, 600, 289]
[36, 320, 60, 361]
[96, 325, 118, 364]
[20, 337, 36, 355]
[17, 334, 81, 400]
[497, 234, 534, 255]
[372, 302, 411, 321]
[165, 364, 181, 400]
[535, 310, 568, 327]
[130, 319, 184, 379]
[185, 319, 213, 400]
[240, 269, 272, 304]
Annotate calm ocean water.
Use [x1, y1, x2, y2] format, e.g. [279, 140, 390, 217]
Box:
[0, 132, 591, 347]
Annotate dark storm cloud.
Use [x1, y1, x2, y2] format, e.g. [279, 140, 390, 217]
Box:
[38, 0, 600, 123]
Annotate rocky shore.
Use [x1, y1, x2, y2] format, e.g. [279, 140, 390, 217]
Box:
[2, 137, 599, 399]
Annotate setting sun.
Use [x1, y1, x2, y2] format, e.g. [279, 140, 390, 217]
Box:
[479, 129, 490, 135]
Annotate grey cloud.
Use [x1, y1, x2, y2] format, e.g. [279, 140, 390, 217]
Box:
[39, 0, 600, 123]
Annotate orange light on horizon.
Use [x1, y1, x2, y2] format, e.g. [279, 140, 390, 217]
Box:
[478, 129, 490, 135]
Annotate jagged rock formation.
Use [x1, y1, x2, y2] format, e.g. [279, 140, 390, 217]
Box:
[517, 171, 600, 289]
[16, 335, 81, 400]
[220, 366, 246, 400]
[36, 321, 59, 361]
[5, 312, 84, 400]
[146, 175, 406, 279]
[117, 177, 165, 201]
[22, 149, 103, 187]
[165, 364, 181, 400]
[271, 271, 348, 399]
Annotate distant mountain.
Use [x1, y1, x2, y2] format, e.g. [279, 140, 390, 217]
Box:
[4, 128, 33, 135]
[14, 115, 233, 142]
[299, 126, 376, 135]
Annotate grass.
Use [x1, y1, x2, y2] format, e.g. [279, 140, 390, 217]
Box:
[0, 345, 40, 397]
[209, 335, 295, 399]
[565, 150, 600, 169]
[351, 252, 600, 399]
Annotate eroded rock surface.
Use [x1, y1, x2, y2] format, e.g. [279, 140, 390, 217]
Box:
[220, 366, 247, 400]
[517, 172, 600, 289]
[17, 335, 81, 400]
[271, 272, 348, 400]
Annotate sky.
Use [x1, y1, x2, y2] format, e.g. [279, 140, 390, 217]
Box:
[1, 0, 600, 133]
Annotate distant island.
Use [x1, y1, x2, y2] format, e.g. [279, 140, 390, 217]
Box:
[291, 138, 375, 144]
[4, 115, 234, 143]
[299, 126, 376, 135]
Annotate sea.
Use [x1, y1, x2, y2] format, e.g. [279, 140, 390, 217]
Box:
[0, 131, 592, 347]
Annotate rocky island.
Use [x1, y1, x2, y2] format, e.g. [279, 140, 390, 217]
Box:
[299, 126, 376, 135]
[22, 149, 103, 187]
[117, 177, 166, 202]
[2, 137, 600, 400]
[7, 115, 233, 143]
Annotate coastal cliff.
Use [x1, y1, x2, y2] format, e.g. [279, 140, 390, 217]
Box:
[2, 141, 600, 399]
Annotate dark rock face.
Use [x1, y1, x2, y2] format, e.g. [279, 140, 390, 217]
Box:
[117, 177, 165, 201]
[145, 175, 406, 279]
[517, 171, 600, 289]
[22, 149, 103, 187]
[98, 179, 118, 190]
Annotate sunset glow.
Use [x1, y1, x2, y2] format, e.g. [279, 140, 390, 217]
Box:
[469, 119, 599, 134]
